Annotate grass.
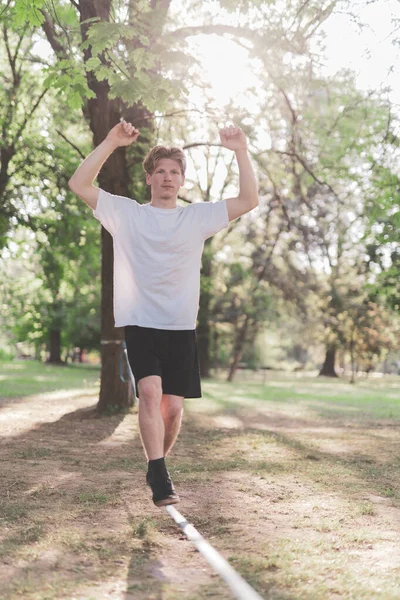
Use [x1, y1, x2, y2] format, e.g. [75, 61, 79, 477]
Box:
[1, 361, 400, 599]
[206, 371, 400, 420]
[77, 491, 109, 505]
[0, 360, 100, 397]
[0, 501, 29, 522]
[132, 517, 158, 539]
[14, 447, 52, 459]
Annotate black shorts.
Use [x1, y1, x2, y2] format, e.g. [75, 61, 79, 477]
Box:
[124, 325, 202, 399]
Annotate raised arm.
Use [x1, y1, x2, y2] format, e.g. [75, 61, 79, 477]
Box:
[68, 121, 140, 210]
[219, 126, 259, 222]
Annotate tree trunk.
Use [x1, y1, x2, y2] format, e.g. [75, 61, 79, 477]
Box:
[78, 1, 152, 412]
[96, 227, 131, 411]
[213, 327, 220, 374]
[48, 329, 62, 364]
[350, 329, 356, 384]
[319, 345, 339, 377]
[227, 316, 250, 382]
[197, 239, 213, 377]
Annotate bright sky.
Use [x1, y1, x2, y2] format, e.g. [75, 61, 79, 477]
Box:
[30, 1, 400, 119]
[177, 0, 400, 193]
[186, 34, 262, 111]
[186, 0, 400, 110]
[321, 0, 400, 106]
[28, 0, 400, 191]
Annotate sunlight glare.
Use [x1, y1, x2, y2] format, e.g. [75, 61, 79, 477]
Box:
[321, 0, 400, 104]
[187, 35, 261, 111]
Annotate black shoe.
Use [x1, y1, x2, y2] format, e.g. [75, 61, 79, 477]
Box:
[146, 466, 180, 507]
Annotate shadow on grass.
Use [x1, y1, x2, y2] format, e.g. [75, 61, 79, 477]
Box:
[3, 380, 399, 600]
[122, 501, 168, 600]
[0, 401, 151, 599]
[180, 403, 400, 504]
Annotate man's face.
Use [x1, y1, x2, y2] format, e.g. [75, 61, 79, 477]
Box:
[146, 158, 185, 200]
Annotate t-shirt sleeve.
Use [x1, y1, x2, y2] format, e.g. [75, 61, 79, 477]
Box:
[93, 188, 138, 236]
[195, 200, 230, 240]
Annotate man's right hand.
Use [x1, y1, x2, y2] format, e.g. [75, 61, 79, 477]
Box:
[106, 120, 140, 147]
[69, 120, 140, 210]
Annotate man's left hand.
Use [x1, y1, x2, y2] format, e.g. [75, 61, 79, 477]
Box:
[219, 126, 247, 152]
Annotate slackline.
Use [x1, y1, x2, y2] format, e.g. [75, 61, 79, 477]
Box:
[100, 339, 137, 400]
[165, 504, 264, 600]
[118, 339, 263, 597]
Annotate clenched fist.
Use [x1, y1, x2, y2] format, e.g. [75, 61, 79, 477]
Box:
[106, 120, 140, 147]
[219, 126, 247, 152]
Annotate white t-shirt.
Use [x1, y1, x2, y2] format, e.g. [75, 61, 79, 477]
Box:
[93, 189, 230, 330]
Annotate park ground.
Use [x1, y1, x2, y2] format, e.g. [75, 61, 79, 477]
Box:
[0, 362, 400, 599]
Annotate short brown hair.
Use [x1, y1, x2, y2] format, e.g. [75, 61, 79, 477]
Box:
[142, 146, 186, 176]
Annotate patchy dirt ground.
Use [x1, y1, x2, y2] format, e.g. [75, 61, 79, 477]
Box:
[1, 375, 400, 599]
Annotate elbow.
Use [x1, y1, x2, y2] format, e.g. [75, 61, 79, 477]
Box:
[253, 186, 260, 207]
[236, 196, 259, 215]
[239, 189, 259, 209]
[68, 177, 78, 193]
[247, 195, 259, 210]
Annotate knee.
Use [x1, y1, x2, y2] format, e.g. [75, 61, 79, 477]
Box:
[138, 378, 162, 406]
[163, 400, 183, 422]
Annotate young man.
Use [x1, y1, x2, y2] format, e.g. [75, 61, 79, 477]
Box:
[68, 121, 259, 507]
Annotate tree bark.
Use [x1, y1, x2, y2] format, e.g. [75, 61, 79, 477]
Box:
[227, 316, 250, 382]
[350, 329, 356, 384]
[78, 1, 152, 412]
[319, 345, 339, 377]
[197, 238, 213, 377]
[48, 329, 62, 364]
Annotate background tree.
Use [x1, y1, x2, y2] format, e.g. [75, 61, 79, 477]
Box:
[364, 164, 400, 314]
[2, 0, 398, 394]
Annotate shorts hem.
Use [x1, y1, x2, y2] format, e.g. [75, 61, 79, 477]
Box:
[162, 388, 202, 399]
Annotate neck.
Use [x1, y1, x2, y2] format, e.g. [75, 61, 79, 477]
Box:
[150, 195, 178, 209]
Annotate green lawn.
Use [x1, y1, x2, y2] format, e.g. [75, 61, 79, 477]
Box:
[0, 360, 100, 397]
[205, 370, 400, 419]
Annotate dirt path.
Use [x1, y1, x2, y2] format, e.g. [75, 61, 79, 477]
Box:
[1, 381, 400, 599]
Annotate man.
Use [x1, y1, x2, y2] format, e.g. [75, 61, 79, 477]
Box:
[68, 120, 259, 507]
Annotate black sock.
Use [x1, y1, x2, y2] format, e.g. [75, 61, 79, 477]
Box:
[148, 457, 166, 472]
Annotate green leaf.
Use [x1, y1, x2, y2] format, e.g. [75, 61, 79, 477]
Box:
[85, 57, 101, 71]
[85, 22, 122, 54]
[94, 65, 113, 83]
[68, 91, 83, 110]
[61, 6, 78, 27]
[131, 47, 154, 71]
[138, 35, 150, 46]
[43, 72, 58, 89]
[14, 0, 46, 26]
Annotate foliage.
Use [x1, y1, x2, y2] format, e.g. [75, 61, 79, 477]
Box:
[1, 0, 189, 111]
[0, 208, 101, 358]
[1, 0, 399, 377]
[364, 166, 400, 312]
[345, 299, 400, 372]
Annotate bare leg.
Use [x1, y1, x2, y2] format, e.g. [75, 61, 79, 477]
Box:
[161, 394, 184, 456]
[137, 375, 164, 460]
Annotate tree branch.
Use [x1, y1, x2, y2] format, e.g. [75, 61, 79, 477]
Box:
[41, 9, 68, 59]
[12, 88, 48, 146]
[273, 149, 342, 202]
[55, 130, 86, 159]
[165, 24, 281, 52]
[183, 142, 223, 150]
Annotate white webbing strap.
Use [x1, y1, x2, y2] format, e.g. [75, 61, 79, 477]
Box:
[165, 505, 264, 600]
